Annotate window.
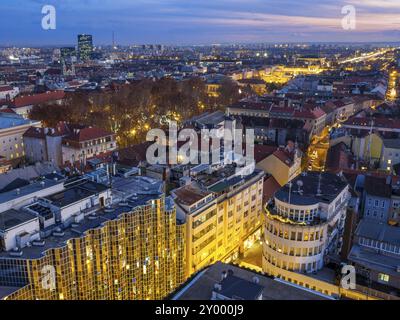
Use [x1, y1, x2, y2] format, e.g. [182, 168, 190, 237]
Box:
[378, 273, 390, 283]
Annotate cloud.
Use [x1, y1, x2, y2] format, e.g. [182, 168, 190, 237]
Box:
[1, 0, 400, 44]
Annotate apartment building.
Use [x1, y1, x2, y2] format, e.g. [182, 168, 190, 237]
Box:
[256, 146, 302, 186]
[0, 86, 19, 101]
[263, 172, 349, 275]
[348, 219, 400, 292]
[0, 113, 41, 161]
[171, 164, 265, 278]
[61, 125, 117, 165]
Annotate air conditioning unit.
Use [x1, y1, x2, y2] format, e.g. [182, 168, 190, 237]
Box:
[396, 266, 400, 273]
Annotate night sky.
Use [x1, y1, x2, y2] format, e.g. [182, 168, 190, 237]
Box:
[1, 0, 400, 46]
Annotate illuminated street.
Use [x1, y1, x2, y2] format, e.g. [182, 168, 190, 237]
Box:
[235, 241, 263, 271]
[307, 127, 330, 171]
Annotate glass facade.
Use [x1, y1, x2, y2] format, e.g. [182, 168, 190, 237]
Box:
[77, 34, 93, 62]
[2, 196, 186, 300]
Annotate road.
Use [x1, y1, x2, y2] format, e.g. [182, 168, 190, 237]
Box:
[236, 241, 263, 269]
[307, 127, 330, 172]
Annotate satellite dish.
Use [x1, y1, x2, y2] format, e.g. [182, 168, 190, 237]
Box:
[297, 180, 303, 187]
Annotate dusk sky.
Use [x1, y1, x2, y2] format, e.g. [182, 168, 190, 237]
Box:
[1, 0, 400, 46]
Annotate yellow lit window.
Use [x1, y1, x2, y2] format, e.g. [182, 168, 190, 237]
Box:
[378, 273, 389, 282]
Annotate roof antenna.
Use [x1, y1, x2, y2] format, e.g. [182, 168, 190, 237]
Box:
[317, 172, 322, 196]
[287, 181, 293, 204]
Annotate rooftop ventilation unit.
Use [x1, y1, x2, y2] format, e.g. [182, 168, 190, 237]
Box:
[297, 180, 303, 195]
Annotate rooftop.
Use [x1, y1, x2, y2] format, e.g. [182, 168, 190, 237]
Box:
[217, 273, 264, 300]
[173, 185, 212, 207]
[12, 91, 65, 108]
[383, 139, 400, 150]
[0, 113, 38, 130]
[364, 175, 392, 198]
[63, 126, 115, 143]
[0, 176, 167, 260]
[0, 209, 37, 232]
[355, 218, 400, 247]
[0, 178, 63, 206]
[173, 261, 328, 300]
[275, 171, 348, 206]
[44, 181, 108, 208]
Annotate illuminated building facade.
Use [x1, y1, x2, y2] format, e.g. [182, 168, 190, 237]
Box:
[263, 172, 349, 275]
[172, 165, 265, 277]
[0, 113, 41, 161]
[77, 34, 93, 62]
[0, 176, 185, 300]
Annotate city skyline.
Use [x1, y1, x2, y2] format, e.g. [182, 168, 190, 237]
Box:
[1, 0, 400, 46]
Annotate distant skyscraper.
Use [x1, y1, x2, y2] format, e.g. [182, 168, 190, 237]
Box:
[77, 34, 93, 62]
[60, 47, 76, 62]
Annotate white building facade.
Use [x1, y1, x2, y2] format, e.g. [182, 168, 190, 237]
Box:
[263, 172, 349, 275]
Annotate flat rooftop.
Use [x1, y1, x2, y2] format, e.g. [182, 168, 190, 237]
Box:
[196, 165, 263, 191]
[0, 178, 63, 205]
[111, 175, 164, 206]
[0, 114, 37, 130]
[0, 176, 167, 260]
[0, 200, 163, 260]
[356, 218, 400, 246]
[173, 185, 212, 206]
[195, 111, 226, 127]
[275, 171, 348, 206]
[44, 181, 108, 208]
[0, 209, 37, 232]
[173, 262, 329, 300]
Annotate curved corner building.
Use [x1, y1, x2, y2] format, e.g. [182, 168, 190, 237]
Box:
[263, 172, 349, 276]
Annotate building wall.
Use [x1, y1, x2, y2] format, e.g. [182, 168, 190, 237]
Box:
[46, 135, 63, 166]
[0, 183, 64, 213]
[62, 138, 116, 164]
[24, 137, 48, 163]
[1, 218, 40, 251]
[183, 175, 264, 278]
[0, 125, 33, 161]
[363, 194, 391, 222]
[263, 187, 349, 274]
[257, 154, 301, 187]
[380, 146, 400, 172]
[352, 133, 382, 164]
[0, 87, 19, 100]
[11, 106, 33, 119]
[390, 195, 400, 224]
[2, 197, 185, 300]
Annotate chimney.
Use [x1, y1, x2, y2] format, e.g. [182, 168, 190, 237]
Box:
[221, 271, 227, 281]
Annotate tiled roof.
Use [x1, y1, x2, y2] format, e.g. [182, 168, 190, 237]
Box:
[273, 148, 294, 167]
[254, 144, 278, 163]
[344, 117, 400, 129]
[364, 175, 392, 198]
[12, 91, 65, 108]
[263, 175, 280, 204]
[64, 126, 114, 142]
[0, 86, 13, 92]
[0, 108, 16, 114]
